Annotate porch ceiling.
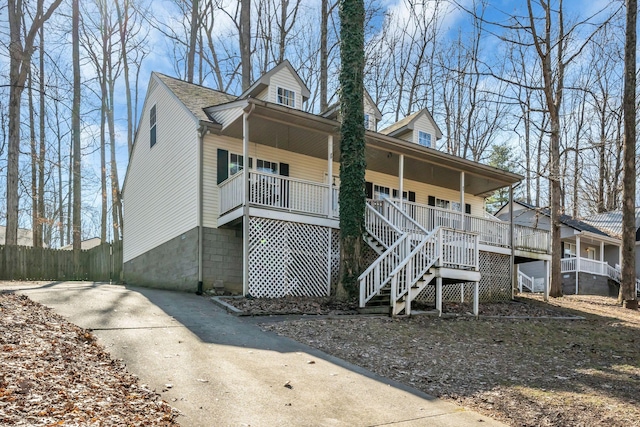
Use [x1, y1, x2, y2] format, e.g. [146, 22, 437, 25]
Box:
[218, 100, 521, 196]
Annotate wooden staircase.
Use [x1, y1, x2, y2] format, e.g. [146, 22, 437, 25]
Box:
[359, 199, 481, 316]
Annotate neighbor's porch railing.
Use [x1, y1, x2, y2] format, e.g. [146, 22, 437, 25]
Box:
[513, 225, 549, 253]
[218, 171, 337, 217]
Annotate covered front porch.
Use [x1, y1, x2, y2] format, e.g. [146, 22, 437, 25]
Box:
[209, 98, 550, 297]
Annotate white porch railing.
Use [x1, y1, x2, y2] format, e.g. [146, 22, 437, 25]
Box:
[218, 171, 336, 217]
[440, 228, 479, 270]
[513, 225, 549, 253]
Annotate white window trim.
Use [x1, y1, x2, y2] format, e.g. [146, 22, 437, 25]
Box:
[276, 86, 296, 108]
[418, 130, 431, 148]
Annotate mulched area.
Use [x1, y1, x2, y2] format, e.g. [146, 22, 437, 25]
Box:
[256, 294, 640, 427]
[220, 295, 359, 315]
[0, 292, 179, 426]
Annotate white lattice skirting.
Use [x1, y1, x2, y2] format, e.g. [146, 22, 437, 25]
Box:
[248, 217, 339, 298]
[415, 251, 512, 303]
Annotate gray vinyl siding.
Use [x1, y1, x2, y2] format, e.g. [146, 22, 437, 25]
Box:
[123, 78, 199, 262]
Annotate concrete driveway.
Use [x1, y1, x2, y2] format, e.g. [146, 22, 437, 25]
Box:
[1, 281, 505, 427]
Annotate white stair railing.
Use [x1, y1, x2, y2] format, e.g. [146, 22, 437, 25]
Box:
[518, 270, 534, 292]
[359, 204, 408, 306]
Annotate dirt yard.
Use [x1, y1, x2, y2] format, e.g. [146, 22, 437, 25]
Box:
[256, 295, 640, 427]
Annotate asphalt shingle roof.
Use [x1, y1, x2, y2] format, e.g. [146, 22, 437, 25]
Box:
[154, 73, 236, 122]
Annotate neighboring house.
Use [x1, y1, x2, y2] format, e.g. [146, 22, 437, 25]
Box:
[0, 226, 40, 247]
[122, 60, 550, 315]
[582, 208, 640, 282]
[496, 201, 625, 296]
[60, 237, 102, 251]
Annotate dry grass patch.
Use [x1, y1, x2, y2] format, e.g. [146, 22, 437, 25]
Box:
[261, 295, 640, 427]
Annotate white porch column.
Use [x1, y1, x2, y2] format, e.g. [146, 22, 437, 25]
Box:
[600, 241, 605, 275]
[242, 111, 250, 296]
[544, 259, 550, 301]
[575, 235, 581, 295]
[327, 134, 334, 219]
[460, 172, 465, 231]
[436, 277, 443, 317]
[398, 154, 404, 210]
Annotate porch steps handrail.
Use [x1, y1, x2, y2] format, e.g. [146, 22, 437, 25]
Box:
[359, 204, 409, 306]
[518, 270, 535, 293]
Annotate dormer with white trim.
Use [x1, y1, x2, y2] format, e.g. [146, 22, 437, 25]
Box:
[379, 108, 443, 149]
[321, 89, 383, 131]
[240, 60, 310, 110]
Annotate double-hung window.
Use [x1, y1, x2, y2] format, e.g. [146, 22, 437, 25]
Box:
[418, 131, 431, 148]
[277, 87, 296, 108]
[373, 184, 390, 200]
[150, 105, 157, 148]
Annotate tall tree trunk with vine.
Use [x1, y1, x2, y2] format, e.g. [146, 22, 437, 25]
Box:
[336, 0, 365, 301]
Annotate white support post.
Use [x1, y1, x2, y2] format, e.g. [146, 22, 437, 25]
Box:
[436, 277, 443, 317]
[575, 235, 581, 295]
[509, 185, 515, 299]
[460, 283, 465, 303]
[460, 172, 465, 231]
[326, 228, 332, 296]
[600, 241, 605, 275]
[544, 259, 550, 301]
[398, 154, 404, 211]
[473, 281, 479, 317]
[327, 135, 333, 219]
[517, 264, 522, 293]
[242, 111, 250, 296]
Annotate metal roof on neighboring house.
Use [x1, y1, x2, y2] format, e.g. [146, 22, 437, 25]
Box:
[582, 208, 640, 239]
[154, 73, 236, 122]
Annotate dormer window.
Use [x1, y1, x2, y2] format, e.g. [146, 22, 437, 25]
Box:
[418, 131, 431, 148]
[277, 87, 296, 108]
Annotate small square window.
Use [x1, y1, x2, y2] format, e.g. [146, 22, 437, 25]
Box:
[277, 87, 296, 108]
[364, 114, 370, 130]
[150, 105, 157, 148]
[418, 131, 431, 148]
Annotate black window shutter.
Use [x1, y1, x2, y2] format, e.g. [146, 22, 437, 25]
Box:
[561, 242, 565, 258]
[279, 162, 289, 176]
[408, 191, 416, 202]
[428, 196, 435, 206]
[217, 149, 228, 184]
[392, 189, 398, 198]
[465, 203, 471, 214]
[365, 181, 373, 199]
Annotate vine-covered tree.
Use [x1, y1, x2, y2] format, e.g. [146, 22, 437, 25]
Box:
[336, 0, 365, 300]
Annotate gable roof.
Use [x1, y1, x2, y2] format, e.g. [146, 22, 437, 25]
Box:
[582, 208, 640, 239]
[241, 60, 311, 101]
[154, 72, 236, 122]
[506, 200, 613, 237]
[0, 225, 37, 247]
[320, 88, 383, 121]
[379, 108, 443, 140]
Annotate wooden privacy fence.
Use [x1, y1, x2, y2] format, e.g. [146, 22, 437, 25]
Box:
[0, 241, 123, 282]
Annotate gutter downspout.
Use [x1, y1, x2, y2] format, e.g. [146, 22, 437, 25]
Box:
[242, 102, 255, 296]
[196, 123, 206, 295]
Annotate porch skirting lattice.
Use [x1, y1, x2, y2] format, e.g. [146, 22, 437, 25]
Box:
[415, 251, 511, 304]
[248, 218, 339, 297]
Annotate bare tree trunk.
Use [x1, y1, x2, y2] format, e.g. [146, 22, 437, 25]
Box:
[100, 2, 108, 243]
[28, 69, 39, 247]
[115, 0, 134, 156]
[38, 27, 46, 248]
[72, 0, 82, 276]
[620, 0, 637, 309]
[55, 94, 64, 247]
[187, 0, 199, 82]
[320, 0, 329, 111]
[240, 0, 251, 90]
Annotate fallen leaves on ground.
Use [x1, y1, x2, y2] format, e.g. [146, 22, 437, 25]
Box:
[222, 295, 359, 315]
[260, 295, 640, 427]
[0, 292, 180, 426]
